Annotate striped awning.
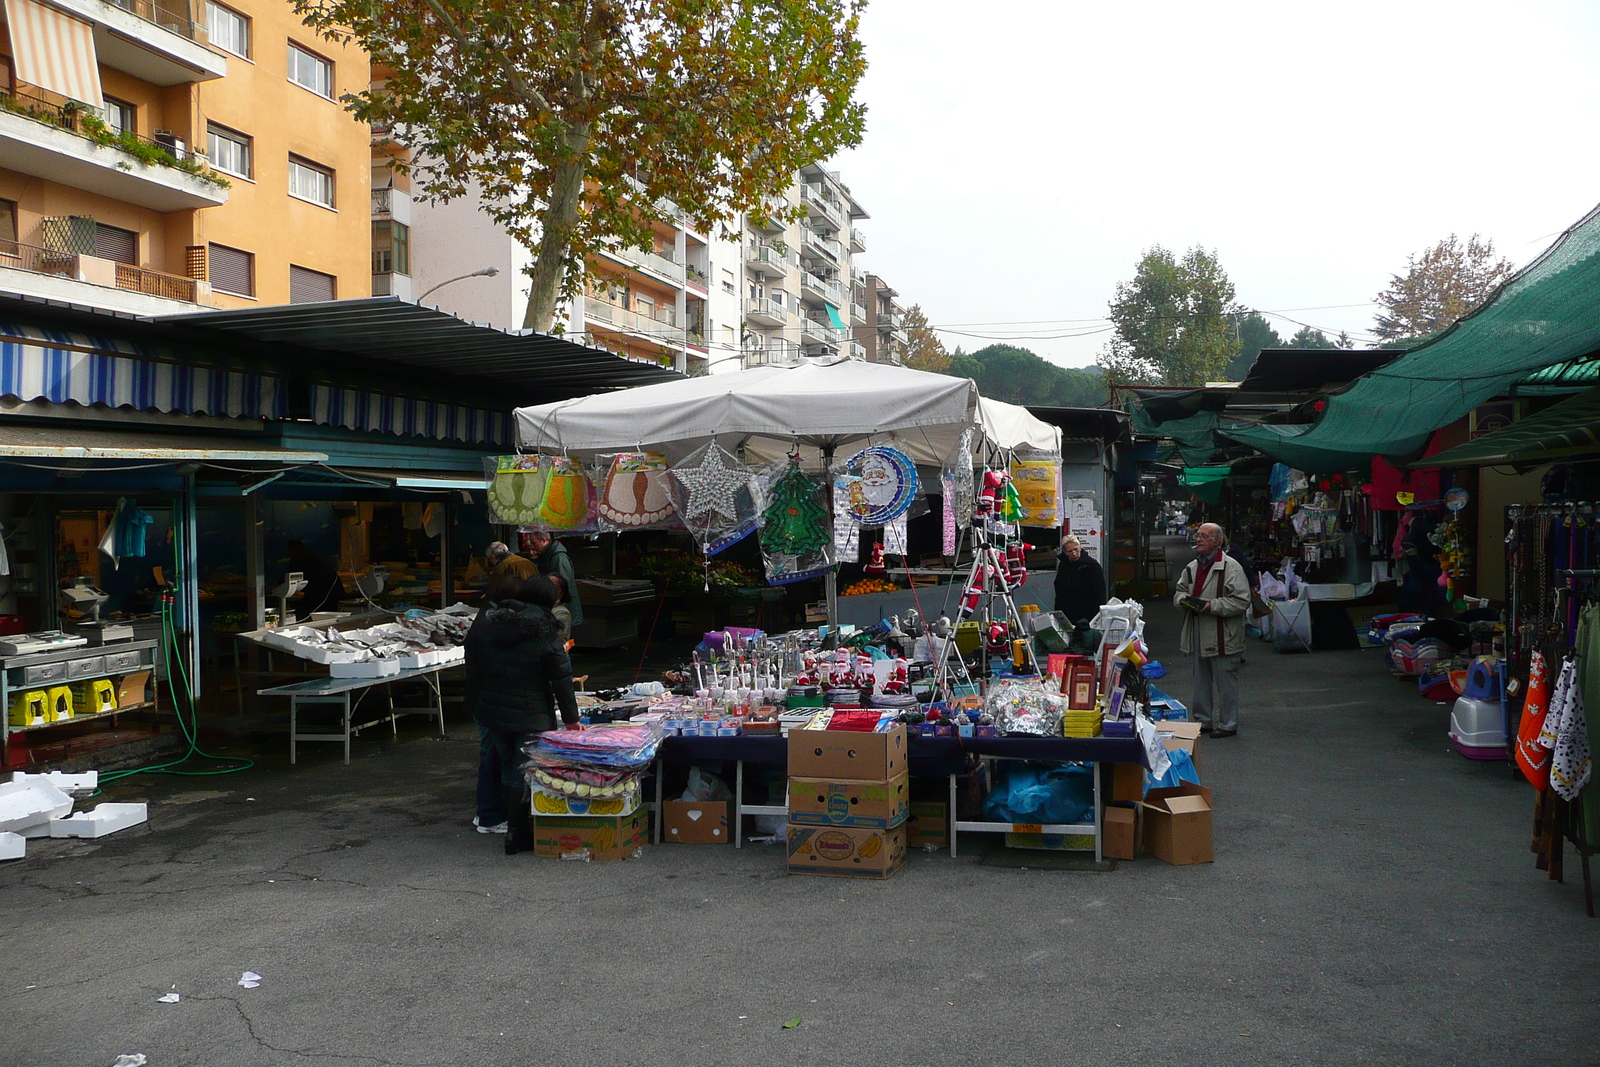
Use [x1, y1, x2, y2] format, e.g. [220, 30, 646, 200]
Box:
[0, 323, 285, 418]
[3, 0, 102, 106]
[311, 385, 510, 447]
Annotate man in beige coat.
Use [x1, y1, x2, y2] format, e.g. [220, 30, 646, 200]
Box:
[1173, 523, 1251, 737]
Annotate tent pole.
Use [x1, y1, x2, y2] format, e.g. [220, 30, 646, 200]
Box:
[823, 442, 838, 629]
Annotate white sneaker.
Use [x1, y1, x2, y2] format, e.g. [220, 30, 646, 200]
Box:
[472, 816, 508, 835]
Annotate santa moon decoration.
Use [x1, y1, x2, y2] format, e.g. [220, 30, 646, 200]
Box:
[840, 446, 919, 526]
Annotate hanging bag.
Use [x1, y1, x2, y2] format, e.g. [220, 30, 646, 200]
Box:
[1514, 650, 1554, 790]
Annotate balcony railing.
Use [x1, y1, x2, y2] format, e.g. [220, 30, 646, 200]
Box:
[800, 317, 842, 346]
[115, 261, 199, 302]
[849, 227, 867, 253]
[744, 296, 789, 322]
[843, 340, 867, 361]
[685, 262, 709, 288]
[800, 183, 843, 225]
[0, 85, 226, 188]
[877, 312, 903, 331]
[801, 271, 846, 306]
[0, 239, 78, 279]
[803, 231, 843, 262]
[746, 242, 794, 273]
[586, 296, 680, 338]
[599, 242, 685, 283]
[372, 187, 392, 215]
[850, 302, 868, 323]
[108, 0, 202, 40]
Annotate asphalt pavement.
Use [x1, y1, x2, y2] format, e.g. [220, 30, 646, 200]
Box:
[3, 535, 1598, 1066]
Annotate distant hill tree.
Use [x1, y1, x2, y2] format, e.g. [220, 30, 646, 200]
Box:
[900, 304, 950, 373]
[947, 344, 1107, 407]
[1373, 233, 1514, 343]
[1285, 325, 1335, 349]
[1098, 245, 1240, 386]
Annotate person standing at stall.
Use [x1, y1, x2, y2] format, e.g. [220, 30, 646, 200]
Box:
[1053, 534, 1107, 625]
[526, 531, 584, 630]
[485, 541, 536, 583]
[1174, 523, 1251, 738]
[464, 575, 582, 855]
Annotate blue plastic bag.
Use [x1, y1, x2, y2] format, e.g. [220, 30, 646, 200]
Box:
[1148, 747, 1199, 790]
[983, 764, 1095, 825]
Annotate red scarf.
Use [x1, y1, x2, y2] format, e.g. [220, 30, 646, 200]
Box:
[1193, 551, 1227, 651]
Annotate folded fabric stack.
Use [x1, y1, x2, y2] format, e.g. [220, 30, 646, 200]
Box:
[524, 723, 665, 811]
[536, 722, 663, 767]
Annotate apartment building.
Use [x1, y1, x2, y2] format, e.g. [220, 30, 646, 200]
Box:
[0, 0, 370, 314]
[852, 271, 908, 365]
[739, 161, 870, 368]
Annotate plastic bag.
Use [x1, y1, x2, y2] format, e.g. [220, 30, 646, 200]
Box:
[680, 766, 733, 802]
[1148, 747, 1199, 790]
[982, 764, 1094, 825]
[758, 460, 834, 584]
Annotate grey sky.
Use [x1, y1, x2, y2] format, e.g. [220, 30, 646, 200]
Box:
[833, 0, 1600, 369]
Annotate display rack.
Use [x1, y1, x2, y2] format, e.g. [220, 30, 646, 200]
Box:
[0, 640, 161, 762]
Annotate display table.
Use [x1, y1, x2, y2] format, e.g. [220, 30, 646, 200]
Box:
[651, 733, 1149, 859]
[258, 663, 452, 765]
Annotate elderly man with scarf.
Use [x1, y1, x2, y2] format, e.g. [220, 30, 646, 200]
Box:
[1173, 523, 1251, 738]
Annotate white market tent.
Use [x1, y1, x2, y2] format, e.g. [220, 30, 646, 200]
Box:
[514, 357, 1062, 464]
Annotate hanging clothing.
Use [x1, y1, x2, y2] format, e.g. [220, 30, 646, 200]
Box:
[1515, 650, 1554, 790]
[422, 503, 445, 539]
[1540, 662, 1592, 802]
[1575, 605, 1600, 842]
[118, 506, 153, 561]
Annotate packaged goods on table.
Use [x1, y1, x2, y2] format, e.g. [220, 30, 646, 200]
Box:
[524, 722, 664, 861]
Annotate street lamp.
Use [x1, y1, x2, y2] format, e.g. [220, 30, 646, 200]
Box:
[417, 266, 500, 303]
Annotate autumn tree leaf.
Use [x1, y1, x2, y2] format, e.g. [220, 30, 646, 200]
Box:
[1372, 233, 1514, 344]
[900, 303, 949, 373]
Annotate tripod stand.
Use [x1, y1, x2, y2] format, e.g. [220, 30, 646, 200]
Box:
[933, 521, 1043, 698]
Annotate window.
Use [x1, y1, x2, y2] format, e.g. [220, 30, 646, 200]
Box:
[94, 223, 137, 265]
[103, 97, 135, 137]
[288, 156, 334, 208]
[0, 200, 15, 244]
[721, 268, 735, 295]
[371, 220, 409, 275]
[208, 243, 254, 296]
[287, 42, 332, 97]
[207, 2, 250, 58]
[289, 264, 336, 303]
[206, 124, 250, 178]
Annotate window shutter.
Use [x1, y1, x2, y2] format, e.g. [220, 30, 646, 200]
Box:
[208, 243, 253, 296]
[93, 224, 137, 265]
[289, 264, 336, 303]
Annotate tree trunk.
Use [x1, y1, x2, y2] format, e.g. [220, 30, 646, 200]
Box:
[522, 140, 587, 333]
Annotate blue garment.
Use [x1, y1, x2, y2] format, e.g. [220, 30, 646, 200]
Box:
[116, 506, 154, 560]
[1269, 463, 1292, 502]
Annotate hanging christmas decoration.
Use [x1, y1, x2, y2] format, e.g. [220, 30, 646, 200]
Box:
[668, 441, 761, 555]
[598, 451, 677, 528]
[759, 460, 835, 585]
[1009, 452, 1061, 527]
[840, 445, 918, 526]
[832, 475, 860, 562]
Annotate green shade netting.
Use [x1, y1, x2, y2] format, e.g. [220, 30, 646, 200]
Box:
[1131, 405, 1221, 466]
[1180, 465, 1231, 504]
[824, 303, 845, 329]
[1417, 385, 1600, 467]
[1223, 200, 1600, 466]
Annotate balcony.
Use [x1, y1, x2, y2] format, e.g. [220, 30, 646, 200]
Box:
[744, 295, 789, 327]
[850, 301, 868, 325]
[585, 296, 682, 347]
[877, 311, 903, 332]
[799, 271, 845, 308]
[842, 340, 867, 361]
[1, 239, 209, 311]
[749, 197, 789, 235]
[800, 183, 843, 227]
[849, 227, 866, 254]
[372, 272, 414, 299]
[54, 0, 227, 85]
[0, 87, 228, 211]
[802, 230, 843, 265]
[745, 241, 792, 277]
[597, 242, 686, 286]
[800, 317, 841, 349]
[685, 262, 709, 290]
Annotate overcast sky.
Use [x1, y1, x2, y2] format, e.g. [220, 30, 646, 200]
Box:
[832, 0, 1600, 369]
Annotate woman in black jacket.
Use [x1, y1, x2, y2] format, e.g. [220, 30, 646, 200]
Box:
[1053, 535, 1107, 626]
[464, 575, 581, 855]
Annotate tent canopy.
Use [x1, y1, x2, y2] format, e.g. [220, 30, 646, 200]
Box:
[514, 357, 1060, 466]
[1225, 200, 1600, 467]
[1415, 386, 1600, 468]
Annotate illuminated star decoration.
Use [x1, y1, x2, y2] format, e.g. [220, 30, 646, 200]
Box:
[670, 443, 754, 525]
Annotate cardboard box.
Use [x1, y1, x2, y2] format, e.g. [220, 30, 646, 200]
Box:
[787, 772, 908, 830]
[115, 671, 151, 709]
[787, 823, 905, 879]
[1157, 720, 1203, 773]
[787, 724, 906, 780]
[530, 786, 640, 818]
[1005, 831, 1095, 851]
[1109, 761, 1146, 803]
[663, 800, 731, 843]
[1140, 782, 1213, 865]
[1102, 803, 1139, 860]
[531, 810, 648, 861]
[906, 800, 949, 849]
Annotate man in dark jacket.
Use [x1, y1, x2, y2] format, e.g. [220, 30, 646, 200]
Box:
[464, 576, 581, 855]
[526, 531, 584, 629]
[1053, 535, 1107, 625]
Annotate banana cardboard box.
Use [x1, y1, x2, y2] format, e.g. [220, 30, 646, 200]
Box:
[531, 810, 648, 861]
[786, 772, 908, 830]
[786, 823, 906, 879]
[530, 784, 641, 818]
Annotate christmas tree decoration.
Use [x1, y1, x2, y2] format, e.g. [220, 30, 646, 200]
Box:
[668, 441, 761, 555]
[759, 460, 835, 585]
[839, 445, 918, 526]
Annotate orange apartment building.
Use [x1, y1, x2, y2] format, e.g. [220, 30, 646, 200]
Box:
[0, 0, 370, 314]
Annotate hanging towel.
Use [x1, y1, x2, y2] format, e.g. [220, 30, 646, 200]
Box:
[117, 506, 154, 561]
[422, 502, 444, 539]
[1540, 659, 1593, 802]
[99, 497, 127, 570]
[401, 503, 426, 530]
[1515, 650, 1554, 790]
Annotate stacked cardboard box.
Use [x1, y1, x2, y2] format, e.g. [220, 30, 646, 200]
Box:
[785, 723, 908, 878]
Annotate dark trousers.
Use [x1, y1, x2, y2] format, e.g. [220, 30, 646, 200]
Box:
[475, 724, 505, 825]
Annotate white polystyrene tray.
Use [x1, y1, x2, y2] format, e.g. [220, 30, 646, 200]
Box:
[0, 831, 23, 860]
[49, 802, 147, 839]
[0, 779, 73, 833]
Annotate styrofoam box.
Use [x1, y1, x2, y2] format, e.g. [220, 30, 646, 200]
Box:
[0, 778, 74, 833]
[12, 770, 97, 795]
[330, 659, 402, 679]
[301, 647, 364, 665]
[0, 831, 24, 860]
[50, 802, 147, 838]
[260, 626, 317, 652]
